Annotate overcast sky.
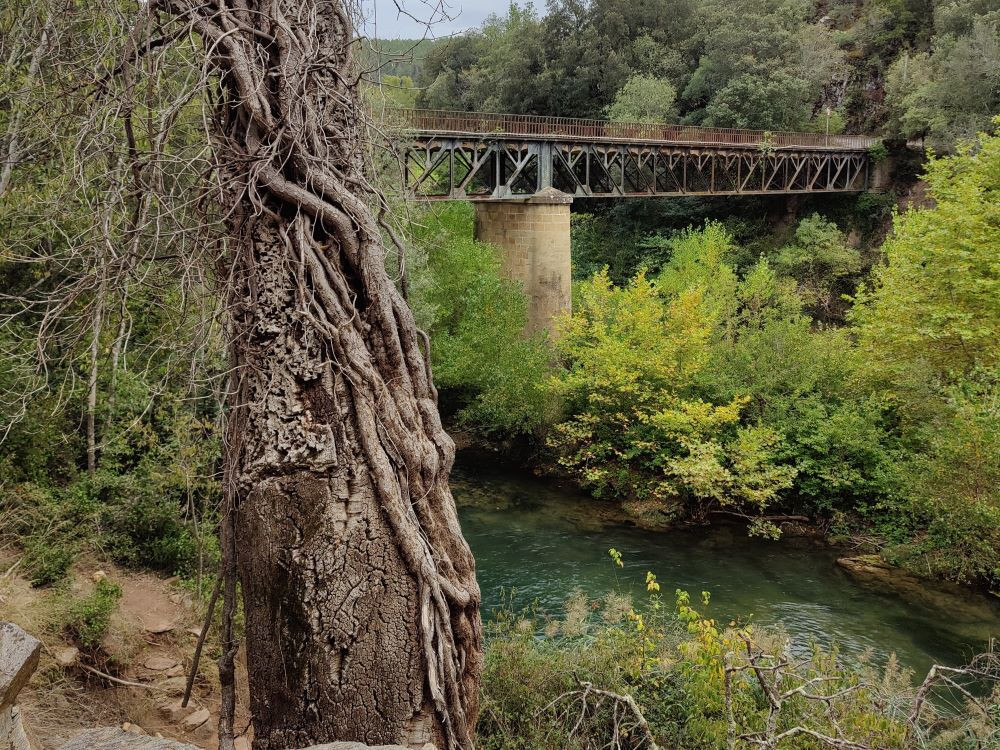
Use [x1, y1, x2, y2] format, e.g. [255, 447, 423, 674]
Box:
[363, 0, 499, 38]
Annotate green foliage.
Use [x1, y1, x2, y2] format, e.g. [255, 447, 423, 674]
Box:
[408, 203, 554, 438]
[885, 17, 1000, 149]
[605, 75, 678, 123]
[886, 370, 1000, 585]
[854, 126, 1000, 394]
[23, 534, 76, 587]
[477, 562, 982, 750]
[374, 74, 417, 108]
[772, 213, 862, 321]
[549, 261, 795, 522]
[61, 578, 123, 651]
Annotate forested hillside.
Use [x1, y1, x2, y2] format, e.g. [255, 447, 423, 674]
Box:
[1, 1, 999, 747]
[413, 0, 999, 148]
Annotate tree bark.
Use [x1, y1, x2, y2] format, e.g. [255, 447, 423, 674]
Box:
[160, 1, 483, 748]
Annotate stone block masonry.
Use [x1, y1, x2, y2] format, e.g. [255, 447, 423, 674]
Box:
[473, 188, 573, 336]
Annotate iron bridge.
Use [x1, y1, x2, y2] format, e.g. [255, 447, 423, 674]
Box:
[392, 109, 880, 201]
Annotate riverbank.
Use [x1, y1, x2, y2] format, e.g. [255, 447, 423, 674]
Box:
[452, 446, 1000, 676]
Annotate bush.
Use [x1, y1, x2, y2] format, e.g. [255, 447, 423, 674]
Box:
[888, 371, 1000, 586]
[408, 202, 555, 438]
[549, 267, 795, 523]
[23, 534, 76, 587]
[476, 560, 991, 750]
[62, 577, 123, 651]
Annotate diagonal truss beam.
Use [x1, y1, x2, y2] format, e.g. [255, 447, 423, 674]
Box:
[400, 136, 873, 200]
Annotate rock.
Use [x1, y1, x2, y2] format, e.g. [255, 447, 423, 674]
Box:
[185, 627, 202, 639]
[181, 707, 210, 730]
[160, 676, 187, 696]
[141, 617, 176, 635]
[836, 555, 1000, 621]
[0, 622, 41, 710]
[92, 570, 108, 583]
[142, 655, 178, 671]
[55, 646, 80, 668]
[0, 622, 41, 750]
[155, 700, 190, 723]
[60, 727, 197, 749]
[0, 705, 35, 750]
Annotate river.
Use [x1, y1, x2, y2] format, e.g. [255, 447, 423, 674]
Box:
[452, 456, 1000, 679]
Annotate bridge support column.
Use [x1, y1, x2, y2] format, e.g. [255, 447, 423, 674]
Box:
[473, 188, 573, 336]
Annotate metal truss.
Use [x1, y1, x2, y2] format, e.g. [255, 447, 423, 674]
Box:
[401, 137, 871, 200]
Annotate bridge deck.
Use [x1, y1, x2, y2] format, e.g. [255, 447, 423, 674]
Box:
[393, 108, 878, 151]
[391, 109, 880, 200]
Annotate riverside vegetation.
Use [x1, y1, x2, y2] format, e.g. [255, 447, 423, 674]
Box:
[2, 0, 999, 744]
[3, 124, 998, 749]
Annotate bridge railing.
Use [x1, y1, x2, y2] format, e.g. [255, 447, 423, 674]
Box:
[390, 108, 879, 151]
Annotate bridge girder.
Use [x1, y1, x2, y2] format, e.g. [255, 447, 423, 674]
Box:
[401, 137, 871, 200]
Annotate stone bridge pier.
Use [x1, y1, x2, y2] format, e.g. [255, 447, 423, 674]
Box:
[472, 188, 573, 336]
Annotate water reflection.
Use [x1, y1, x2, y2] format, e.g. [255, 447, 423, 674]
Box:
[452, 458, 1000, 678]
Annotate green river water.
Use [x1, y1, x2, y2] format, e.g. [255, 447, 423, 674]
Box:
[452, 457, 1000, 679]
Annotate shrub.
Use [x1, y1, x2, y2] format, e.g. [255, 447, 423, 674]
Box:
[62, 578, 123, 651]
[549, 268, 795, 522]
[23, 534, 76, 587]
[475, 559, 980, 750]
[408, 202, 555, 438]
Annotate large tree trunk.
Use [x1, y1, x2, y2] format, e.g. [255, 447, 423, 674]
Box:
[162, 1, 483, 748]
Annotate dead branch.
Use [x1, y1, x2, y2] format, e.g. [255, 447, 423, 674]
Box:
[539, 676, 660, 750]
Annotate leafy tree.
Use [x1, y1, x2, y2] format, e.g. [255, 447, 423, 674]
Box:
[408, 203, 554, 437]
[892, 370, 1000, 585]
[605, 75, 678, 123]
[885, 18, 1000, 148]
[773, 213, 862, 322]
[549, 268, 794, 524]
[704, 260, 902, 517]
[854, 124, 1000, 394]
[681, 0, 819, 129]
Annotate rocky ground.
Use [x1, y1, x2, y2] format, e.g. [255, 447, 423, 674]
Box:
[0, 550, 250, 749]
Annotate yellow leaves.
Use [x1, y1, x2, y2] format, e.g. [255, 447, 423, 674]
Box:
[555, 269, 713, 400]
[645, 571, 660, 592]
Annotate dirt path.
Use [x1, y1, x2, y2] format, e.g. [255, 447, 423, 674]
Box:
[0, 555, 250, 749]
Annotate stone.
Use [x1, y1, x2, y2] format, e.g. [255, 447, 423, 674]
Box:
[60, 727, 198, 749]
[155, 700, 189, 722]
[0, 704, 35, 750]
[180, 707, 210, 730]
[473, 191, 572, 335]
[160, 676, 187, 696]
[142, 655, 178, 671]
[55, 646, 80, 668]
[836, 555, 999, 619]
[0, 622, 41, 710]
[141, 617, 176, 635]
